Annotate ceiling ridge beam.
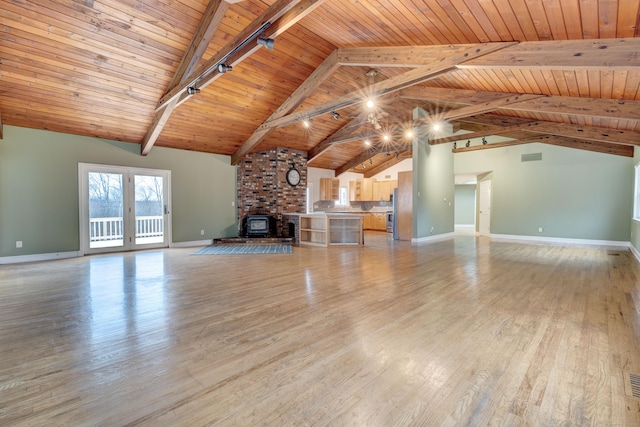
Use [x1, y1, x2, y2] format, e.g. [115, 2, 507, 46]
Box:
[141, 0, 230, 155]
[256, 42, 518, 132]
[459, 37, 640, 70]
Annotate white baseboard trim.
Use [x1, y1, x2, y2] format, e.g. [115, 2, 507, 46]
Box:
[0, 251, 82, 265]
[170, 239, 212, 248]
[630, 244, 640, 264]
[412, 232, 455, 244]
[490, 233, 630, 248]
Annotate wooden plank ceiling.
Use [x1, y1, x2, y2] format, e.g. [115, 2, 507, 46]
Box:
[1, 0, 639, 175]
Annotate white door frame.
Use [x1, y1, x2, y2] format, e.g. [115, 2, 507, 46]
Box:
[478, 180, 491, 236]
[78, 163, 172, 255]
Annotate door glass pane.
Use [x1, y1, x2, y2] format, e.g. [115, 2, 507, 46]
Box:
[88, 172, 124, 249]
[135, 175, 164, 245]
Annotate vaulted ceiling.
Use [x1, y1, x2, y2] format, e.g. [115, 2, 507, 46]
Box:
[1, 0, 639, 176]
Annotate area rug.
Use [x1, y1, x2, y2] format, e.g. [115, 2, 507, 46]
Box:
[192, 244, 293, 255]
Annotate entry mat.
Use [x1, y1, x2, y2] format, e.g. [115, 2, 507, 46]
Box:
[192, 244, 293, 255]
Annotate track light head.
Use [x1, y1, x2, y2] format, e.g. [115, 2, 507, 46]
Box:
[482, 137, 488, 145]
[361, 163, 366, 169]
[257, 37, 275, 50]
[394, 152, 399, 159]
[453, 142, 457, 149]
[218, 63, 232, 73]
[186, 87, 201, 95]
[465, 140, 470, 147]
[331, 111, 340, 120]
[369, 159, 373, 165]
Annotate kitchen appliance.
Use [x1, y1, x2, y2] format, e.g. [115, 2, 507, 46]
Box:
[386, 211, 393, 233]
[392, 188, 399, 240]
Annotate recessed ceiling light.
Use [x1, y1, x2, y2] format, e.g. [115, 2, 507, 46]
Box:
[366, 99, 375, 109]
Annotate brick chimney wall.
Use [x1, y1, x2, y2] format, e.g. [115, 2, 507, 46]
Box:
[237, 147, 307, 237]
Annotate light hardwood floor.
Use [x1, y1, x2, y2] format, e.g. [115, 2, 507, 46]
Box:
[1, 233, 640, 426]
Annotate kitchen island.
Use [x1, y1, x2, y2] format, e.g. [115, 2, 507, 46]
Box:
[291, 213, 365, 247]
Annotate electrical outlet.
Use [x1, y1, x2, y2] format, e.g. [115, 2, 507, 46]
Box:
[16, 241, 22, 248]
[200, 230, 205, 235]
[538, 227, 543, 233]
[231, 201, 235, 206]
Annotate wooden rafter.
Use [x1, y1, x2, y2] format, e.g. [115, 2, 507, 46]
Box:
[231, 49, 340, 164]
[335, 143, 412, 176]
[141, 0, 230, 155]
[433, 118, 640, 147]
[400, 87, 640, 123]
[255, 42, 517, 132]
[413, 94, 543, 126]
[362, 149, 413, 178]
[452, 134, 633, 157]
[155, 0, 303, 110]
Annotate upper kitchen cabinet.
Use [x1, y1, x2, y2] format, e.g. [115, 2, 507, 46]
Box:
[319, 178, 339, 201]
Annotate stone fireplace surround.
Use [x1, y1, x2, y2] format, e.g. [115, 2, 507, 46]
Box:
[236, 147, 307, 240]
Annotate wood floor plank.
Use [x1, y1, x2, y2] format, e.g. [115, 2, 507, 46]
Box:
[1, 235, 640, 425]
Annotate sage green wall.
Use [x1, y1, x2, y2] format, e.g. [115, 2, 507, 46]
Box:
[630, 147, 640, 252]
[0, 126, 237, 257]
[455, 143, 632, 241]
[454, 185, 476, 225]
[412, 108, 455, 239]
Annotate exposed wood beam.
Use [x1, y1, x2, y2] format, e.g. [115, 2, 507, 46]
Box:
[257, 42, 517, 132]
[333, 38, 640, 70]
[141, 0, 230, 155]
[157, 0, 325, 111]
[413, 94, 543, 127]
[452, 134, 633, 157]
[362, 149, 412, 178]
[430, 121, 539, 145]
[231, 49, 340, 164]
[335, 45, 486, 68]
[452, 139, 531, 152]
[400, 87, 640, 123]
[335, 144, 412, 176]
[460, 38, 640, 70]
[539, 135, 634, 157]
[434, 118, 640, 147]
[307, 111, 372, 163]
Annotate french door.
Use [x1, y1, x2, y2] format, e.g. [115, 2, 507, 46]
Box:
[79, 163, 171, 254]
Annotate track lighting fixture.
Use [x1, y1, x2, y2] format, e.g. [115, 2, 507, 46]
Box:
[364, 140, 371, 146]
[482, 137, 488, 145]
[369, 159, 373, 165]
[303, 119, 312, 128]
[218, 63, 232, 73]
[331, 111, 340, 120]
[453, 142, 457, 149]
[394, 152, 399, 159]
[361, 163, 366, 169]
[257, 37, 275, 50]
[186, 86, 200, 95]
[366, 99, 375, 109]
[466, 140, 471, 147]
[383, 134, 390, 141]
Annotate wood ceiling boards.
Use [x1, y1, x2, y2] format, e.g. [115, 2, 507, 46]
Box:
[0, 0, 639, 173]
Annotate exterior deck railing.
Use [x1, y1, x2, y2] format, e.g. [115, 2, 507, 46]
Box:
[89, 216, 163, 242]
